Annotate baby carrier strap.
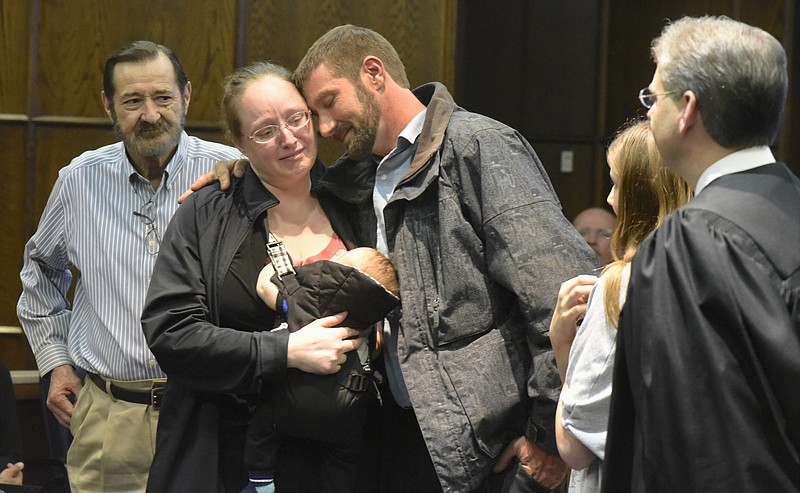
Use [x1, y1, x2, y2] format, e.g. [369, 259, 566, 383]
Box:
[263, 218, 300, 296]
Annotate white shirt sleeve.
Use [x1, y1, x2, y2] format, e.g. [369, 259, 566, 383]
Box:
[560, 273, 626, 460]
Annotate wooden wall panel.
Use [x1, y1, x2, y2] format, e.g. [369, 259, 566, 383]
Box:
[36, 0, 238, 122]
[523, 1, 604, 218]
[0, 329, 37, 376]
[535, 142, 597, 222]
[523, 1, 601, 140]
[0, 0, 31, 114]
[243, 0, 455, 86]
[453, 0, 526, 130]
[0, 124, 29, 326]
[455, 1, 604, 214]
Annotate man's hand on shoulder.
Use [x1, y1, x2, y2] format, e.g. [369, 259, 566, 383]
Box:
[178, 158, 249, 203]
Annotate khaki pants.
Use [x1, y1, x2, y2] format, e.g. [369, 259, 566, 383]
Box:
[66, 375, 163, 493]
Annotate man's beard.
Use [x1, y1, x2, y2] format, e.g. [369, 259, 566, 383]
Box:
[111, 105, 185, 158]
[341, 82, 381, 160]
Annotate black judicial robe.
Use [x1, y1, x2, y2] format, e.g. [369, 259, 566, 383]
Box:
[603, 163, 800, 492]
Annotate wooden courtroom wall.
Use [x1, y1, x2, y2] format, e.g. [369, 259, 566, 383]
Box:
[456, 0, 606, 222]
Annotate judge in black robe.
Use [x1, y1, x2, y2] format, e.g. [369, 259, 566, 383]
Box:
[603, 15, 800, 493]
[603, 164, 800, 492]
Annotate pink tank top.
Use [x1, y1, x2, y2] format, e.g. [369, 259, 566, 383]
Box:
[296, 233, 346, 265]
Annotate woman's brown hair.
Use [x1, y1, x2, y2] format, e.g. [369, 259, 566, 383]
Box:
[602, 120, 692, 327]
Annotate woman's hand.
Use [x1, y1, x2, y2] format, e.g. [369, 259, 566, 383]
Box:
[549, 275, 598, 382]
[287, 312, 363, 374]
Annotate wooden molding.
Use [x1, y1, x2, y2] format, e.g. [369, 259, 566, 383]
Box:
[0, 326, 23, 335]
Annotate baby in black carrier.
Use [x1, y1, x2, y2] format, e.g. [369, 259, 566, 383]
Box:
[244, 246, 399, 493]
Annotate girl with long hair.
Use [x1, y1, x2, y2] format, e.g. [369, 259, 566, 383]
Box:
[548, 120, 692, 492]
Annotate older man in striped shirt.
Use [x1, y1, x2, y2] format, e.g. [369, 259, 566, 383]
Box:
[17, 41, 242, 493]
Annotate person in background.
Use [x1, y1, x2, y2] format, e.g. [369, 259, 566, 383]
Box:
[292, 24, 597, 492]
[141, 61, 366, 493]
[16, 40, 242, 492]
[603, 16, 800, 492]
[572, 208, 616, 267]
[549, 121, 691, 492]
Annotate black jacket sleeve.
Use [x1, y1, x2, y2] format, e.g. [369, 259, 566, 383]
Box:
[141, 189, 289, 395]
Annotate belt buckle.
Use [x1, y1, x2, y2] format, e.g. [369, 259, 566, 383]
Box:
[151, 386, 165, 409]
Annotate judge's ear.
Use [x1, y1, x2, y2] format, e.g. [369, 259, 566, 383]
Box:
[679, 91, 700, 134]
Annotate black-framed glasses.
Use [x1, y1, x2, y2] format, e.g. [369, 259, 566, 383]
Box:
[247, 110, 312, 144]
[133, 200, 161, 255]
[638, 87, 674, 109]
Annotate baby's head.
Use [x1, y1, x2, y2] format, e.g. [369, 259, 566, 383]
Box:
[334, 247, 399, 297]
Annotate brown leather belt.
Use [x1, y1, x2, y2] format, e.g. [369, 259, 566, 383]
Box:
[88, 373, 165, 409]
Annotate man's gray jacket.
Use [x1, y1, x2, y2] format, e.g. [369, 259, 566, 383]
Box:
[318, 82, 597, 491]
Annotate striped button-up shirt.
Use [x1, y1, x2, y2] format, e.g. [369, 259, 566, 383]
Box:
[17, 132, 242, 380]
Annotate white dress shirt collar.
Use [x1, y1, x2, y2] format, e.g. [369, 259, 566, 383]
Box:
[694, 146, 775, 194]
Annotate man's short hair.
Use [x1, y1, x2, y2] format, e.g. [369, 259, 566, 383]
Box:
[294, 24, 410, 90]
[652, 16, 787, 148]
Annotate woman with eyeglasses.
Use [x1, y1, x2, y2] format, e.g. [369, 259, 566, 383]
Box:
[140, 62, 375, 493]
[548, 120, 692, 492]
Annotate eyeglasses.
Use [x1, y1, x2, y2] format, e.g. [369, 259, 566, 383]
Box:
[638, 87, 674, 109]
[247, 110, 312, 144]
[133, 200, 161, 255]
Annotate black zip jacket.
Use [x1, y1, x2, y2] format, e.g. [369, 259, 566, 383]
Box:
[142, 162, 359, 493]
